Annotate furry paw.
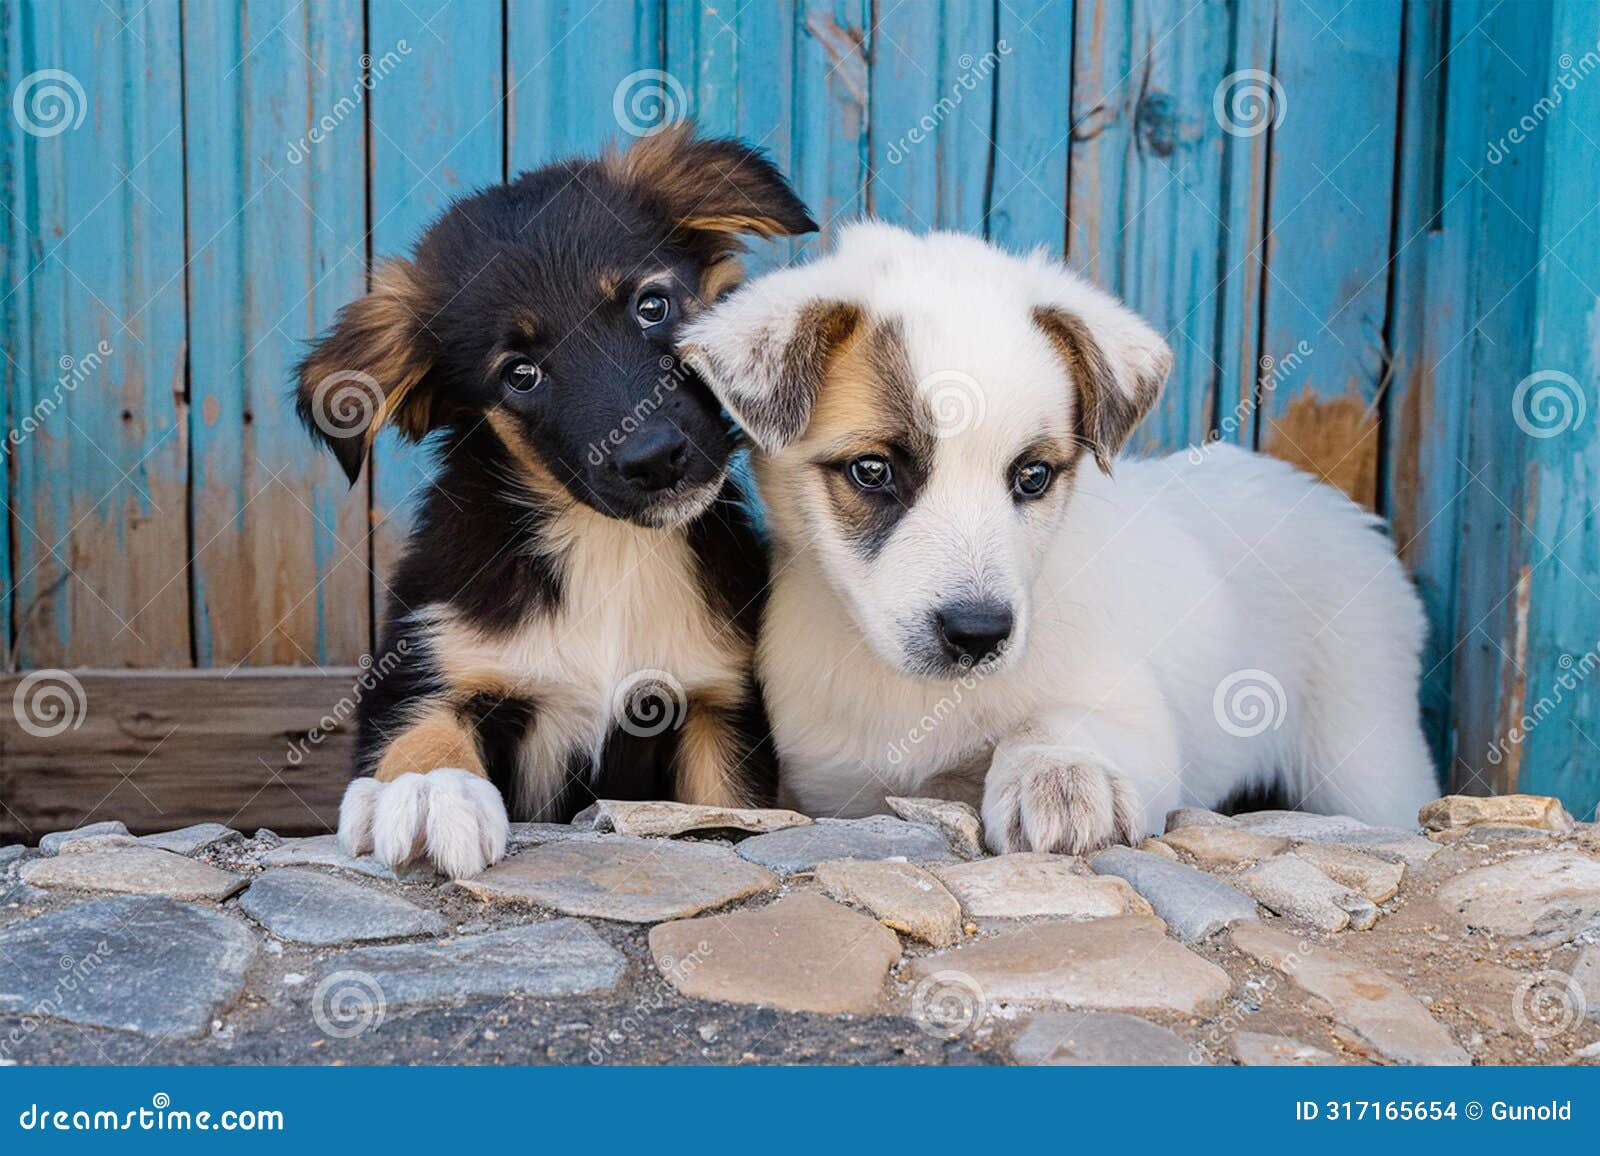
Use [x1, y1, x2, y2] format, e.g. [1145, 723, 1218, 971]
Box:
[982, 749, 1142, 856]
[336, 769, 508, 879]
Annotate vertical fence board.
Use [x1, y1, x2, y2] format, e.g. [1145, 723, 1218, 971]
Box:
[1519, 0, 1600, 821]
[507, 0, 664, 173]
[1256, 0, 1401, 509]
[988, 0, 1072, 253]
[1, 0, 18, 663]
[1386, 0, 1477, 782]
[368, 1, 506, 603]
[666, 1, 797, 273]
[869, 0, 995, 231]
[1067, 0, 1257, 452]
[791, 0, 870, 252]
[8, 0, 190, 668]
[184, 0, 370, 667]
[1448, 0, 1554, 798]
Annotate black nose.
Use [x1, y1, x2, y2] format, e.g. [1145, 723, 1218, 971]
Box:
[612, 426, 691, 491]
[935, 601, 1014, 666]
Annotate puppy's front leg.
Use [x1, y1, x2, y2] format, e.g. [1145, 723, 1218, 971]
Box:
[981, 697, 1181, 855]
[338, 707, 509, 879]
[673, 691, 777, 809]
[982, 734, 1142, 856]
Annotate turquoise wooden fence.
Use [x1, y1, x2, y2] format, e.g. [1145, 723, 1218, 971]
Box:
[2, 0, 1597, 819]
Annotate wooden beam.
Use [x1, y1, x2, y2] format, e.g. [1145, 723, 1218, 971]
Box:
[0, 670, 360, 844]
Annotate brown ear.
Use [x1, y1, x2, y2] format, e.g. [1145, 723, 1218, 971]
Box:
[680, 293, 861, 453]
[607, 122, 817, 248]
[294, 259, 437, 484]
[1033, 305, 1170, 474]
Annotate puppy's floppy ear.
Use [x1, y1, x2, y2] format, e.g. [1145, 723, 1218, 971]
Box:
[679, 281, 861, 452]
[1032, 290, 1172, 474]
[608, 122, 817, 245]
[294, 259, 438, 485]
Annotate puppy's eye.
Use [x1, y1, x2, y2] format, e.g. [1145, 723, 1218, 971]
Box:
[502, 357, 544, 393]
[848, 455, 893, 492]
[635, 292, 670, 327]
[1012, 460, 1054, 499]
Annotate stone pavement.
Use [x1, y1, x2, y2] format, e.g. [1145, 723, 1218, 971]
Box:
[2, 796, 1599, 1066]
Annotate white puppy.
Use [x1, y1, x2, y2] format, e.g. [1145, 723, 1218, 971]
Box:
[681, 222, 1437, 853]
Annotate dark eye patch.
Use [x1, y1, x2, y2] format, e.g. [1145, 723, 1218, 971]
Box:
[816, 443, 925, 560]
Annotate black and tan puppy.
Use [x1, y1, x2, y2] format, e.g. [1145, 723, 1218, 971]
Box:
[294, 125, 813, 877]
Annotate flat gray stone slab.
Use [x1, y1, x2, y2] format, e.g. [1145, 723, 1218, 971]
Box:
[40, 821, 130, 854]
[1236, 853, 1377, 932]
[885, 797, 985, 859]
[1159, 826, 1289, 868]
[911, 915, 1230, 1015]
[1434, 850, 1600, 946]
[508, 823, 585, 848]
[1165, 807, 1238, 832]
[1231, 923, 1468, 1065]
[1233, 1031, 1340, 1066]
[238, 869, 447, 945]
[931, 853, 1151, 921]
[1012, 1011, 1196, 1065]
[1090, 847, 1258, 941]
[22, 845, 247, 901]
[650, 893, 902, 1014]
[320, 919, 625, 1008]
[815, 858, 963, 946]
[0, 896, 257, 1038]
[736, 816, 954, 874]
[140, 823, 239, 856]
[260, 834, 437, 882]
[584, 799, 811, 838]
[456, 836, 778, 922]
[0, 844, 25, 869]
[1419, 793, 1574, 833]
[1231, 811, 1438, 865]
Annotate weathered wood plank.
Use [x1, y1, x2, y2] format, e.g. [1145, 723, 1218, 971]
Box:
[0, 670, 356, 841]
[869, 0, 996, 231]
[183, 0, 370, 666]
[8, 0, 190, 667]
[1518, 0, 1599, 821]
[791, 0, 871, 254]
[368, 2, 506, 603]
[1385, 0, 1477, 784]
[988, 0, 1072, 253]
[0, 0, 17, 664]
[1256, 0, 1402, 508]
[1068, 0, 1267, 452]
[507, 0, 665, 173]
[1446, 0, 1555, 798]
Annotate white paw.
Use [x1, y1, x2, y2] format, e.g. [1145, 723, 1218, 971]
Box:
[982, 748, 1142, 856]
[336, 769, 508, 879]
